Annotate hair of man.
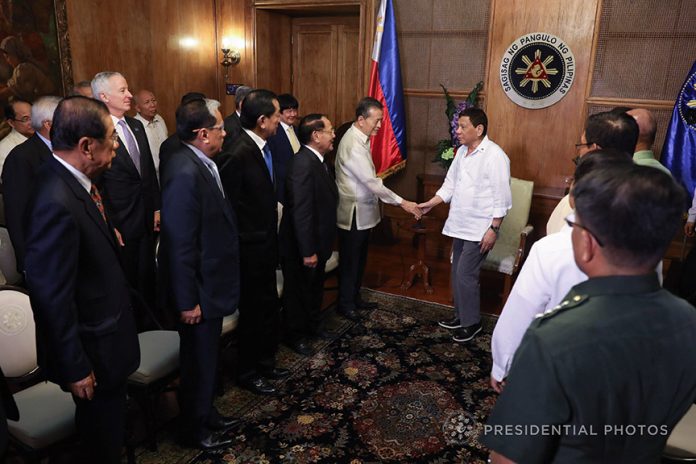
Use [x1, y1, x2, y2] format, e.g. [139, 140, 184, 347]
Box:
[30, 96, 61, 131]
[572, 164, 684, 269]
[50, 96, 111, 151]
[459, 107, 488, 137]
[584, 111, 639, 156]
[297, 113, 326, 145]
[239, 89, 277, 130]
[354, 97, 383, 120]
[176, 98, 220, 143]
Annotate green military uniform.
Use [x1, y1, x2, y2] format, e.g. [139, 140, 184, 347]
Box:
[481, 274, 696, 463]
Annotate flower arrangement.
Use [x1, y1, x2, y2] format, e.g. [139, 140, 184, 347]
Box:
[433, 81, 483, 171]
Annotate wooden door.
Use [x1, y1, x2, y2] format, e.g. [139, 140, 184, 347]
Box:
[292, 16, 360, 127]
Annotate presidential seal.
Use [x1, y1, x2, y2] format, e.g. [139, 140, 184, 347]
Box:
[499, 32, 576, 109]
[677, 68, 696, 128]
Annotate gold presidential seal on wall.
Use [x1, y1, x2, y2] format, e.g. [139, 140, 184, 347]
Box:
[499, 32, 576, 109]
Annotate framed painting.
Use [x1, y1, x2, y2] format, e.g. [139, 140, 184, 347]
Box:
[0, 0, 73, 105]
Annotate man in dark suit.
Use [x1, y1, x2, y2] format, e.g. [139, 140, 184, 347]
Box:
[280, 114, 338, 355]
[221, 85, 252, 152]
[2, 95, 60, 274]
[24, 96, 140, 463]
[92, 71, 161, 329]
[159, 98, 240, 449]
[267, 93, 301, 204]
[217, 89, 288, 396]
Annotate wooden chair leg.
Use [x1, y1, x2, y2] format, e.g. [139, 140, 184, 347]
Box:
[502, 275, 513, 304]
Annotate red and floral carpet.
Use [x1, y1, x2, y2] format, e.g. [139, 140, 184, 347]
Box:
[137, 290, 497, 463]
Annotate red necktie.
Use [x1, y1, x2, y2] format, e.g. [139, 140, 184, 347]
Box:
[90, 185, 107, 223]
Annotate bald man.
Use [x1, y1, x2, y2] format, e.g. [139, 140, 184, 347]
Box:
[627, 108, 671, 175]
[135, 89, 168, 179]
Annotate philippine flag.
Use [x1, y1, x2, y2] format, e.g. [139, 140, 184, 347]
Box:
[368, 0, 407, 176]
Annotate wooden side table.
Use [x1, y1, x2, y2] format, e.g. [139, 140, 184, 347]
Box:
[397, 217, 441, 294]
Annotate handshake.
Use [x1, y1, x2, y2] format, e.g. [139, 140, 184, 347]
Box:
[400, 197, 439, 220]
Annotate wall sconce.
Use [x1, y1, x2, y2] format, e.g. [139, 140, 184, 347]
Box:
[221, 37, 241, 80]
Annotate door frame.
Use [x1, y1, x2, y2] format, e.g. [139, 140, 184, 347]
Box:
[252, 0, 377, 96]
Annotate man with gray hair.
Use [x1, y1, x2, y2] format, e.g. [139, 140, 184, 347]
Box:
[2, 95, 60, 273]
[71, 80, 93, 98]
[93, 71, 161, 330]
[160, 97, 240, 449]
[222, 84, 252, 152]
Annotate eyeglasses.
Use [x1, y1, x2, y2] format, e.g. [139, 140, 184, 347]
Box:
[103, 133, 119, 144]
[565, 216, 604, 247]
[318, 129, 335, 134]
[194, 124, 224, 133]
[574, 142, 593, 149]
[11, 116, 30, 123]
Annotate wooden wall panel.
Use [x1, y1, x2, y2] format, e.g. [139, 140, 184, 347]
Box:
[483, 0, 600, 190]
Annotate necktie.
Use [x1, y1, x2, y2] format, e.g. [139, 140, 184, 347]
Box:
[287, 126, 301, 154]
[90, 185, 107, 223]
[262, 144, 274, 180]
[206, 163, 225, 198]
[118, 119, 141, 175]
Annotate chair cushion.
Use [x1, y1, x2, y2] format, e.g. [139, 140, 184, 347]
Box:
[325, 251, 339, 273]
[221, 310, 239, 336]
[8, 382, 75, 450]
[664, 404, 696, 457]
[128, 330, 179, 385]
[0, 288, 37, 377]
[482, 249, 516, 275]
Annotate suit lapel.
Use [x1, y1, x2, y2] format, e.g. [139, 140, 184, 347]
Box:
[241, 131, 274, 187]
[182, 147, 237, 228]
[49, 158, 118, 251]
[303, 147, 337, 198]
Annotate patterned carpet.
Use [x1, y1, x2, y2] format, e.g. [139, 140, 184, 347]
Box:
[136, 289, 497, 464]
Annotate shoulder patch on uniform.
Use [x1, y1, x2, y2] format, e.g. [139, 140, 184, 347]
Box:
[534, 293, 589, 320]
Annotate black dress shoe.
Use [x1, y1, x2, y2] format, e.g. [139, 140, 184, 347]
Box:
[438, 317, 462, 330]
[207, 414, 241, 431]
[179, 432, 233, 450]
[260, 367, 291, 380]
[356, 300, 379, 311]
[238, 376, 277, 395]
[452, 323, 482, 343]
[337, 308, 360, 321]
[288, 340, 313, 356]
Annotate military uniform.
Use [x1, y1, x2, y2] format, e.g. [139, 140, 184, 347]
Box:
[481, 274, 696, 463]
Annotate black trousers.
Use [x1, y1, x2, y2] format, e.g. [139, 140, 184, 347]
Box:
[73, 382, 128, 464]
[122, 233, 159, 330]
[178, 317, 222, 440]
[282, 253, 327, 343]
[338, 214, 371, 312]
[237, 262, 280, 378]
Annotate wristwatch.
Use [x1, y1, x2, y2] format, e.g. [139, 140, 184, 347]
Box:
[489, 224, 500, 234]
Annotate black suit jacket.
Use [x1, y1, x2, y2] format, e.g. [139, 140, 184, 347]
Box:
[222, 112, 242, 153]
[1, 133, 52, 272]
[267, 125, 297, 204]
[158, 133, 182, 175]
[96, 116, 160, 240]
[280, 146, 338, 263]
[24, 158, 139, 390]
[159, 145, 240, 318]
[218, 130, 278, 270]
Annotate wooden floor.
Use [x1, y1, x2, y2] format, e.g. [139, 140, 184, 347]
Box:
[356, 222, 506, 316]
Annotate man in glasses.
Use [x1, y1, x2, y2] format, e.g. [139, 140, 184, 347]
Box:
[546, 110, 638, 234]
[159, 98, 240, 449]
[0, 98, 33, 174]
[483, 165, 696, 463]
[24, 96, 140, 463]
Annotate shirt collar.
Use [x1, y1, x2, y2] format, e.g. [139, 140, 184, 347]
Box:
[305, 144, 324, 162]
[52, 153, 91, 192]
[573, 274, 661, 297]
[243, 128, 267, 152]
[37, 132, 51, 150]
[183, 142, 217, 169]
[136, 113, 161, 126]
[462, 135, 491, 158]
[280, 121, 291, 132]
[350, 123, 370, 145]
[633, 150, 654, 160]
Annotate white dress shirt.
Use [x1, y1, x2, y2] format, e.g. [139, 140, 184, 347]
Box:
[436, 136, 511, 241]
[135, 113, 168, 178]
[53, 153, 92, 193]
[183, 143, 224, 197]
[491, 224, 587, 381]
[335, 124, 402, 230]
[0, 129, 28, 176]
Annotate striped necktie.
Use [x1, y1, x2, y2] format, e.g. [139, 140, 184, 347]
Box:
[90, 185, 107, 223]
